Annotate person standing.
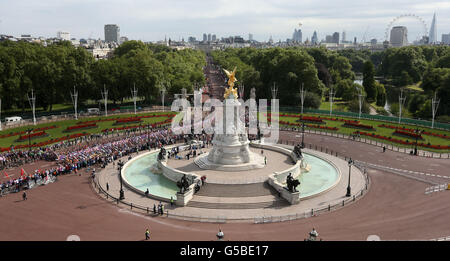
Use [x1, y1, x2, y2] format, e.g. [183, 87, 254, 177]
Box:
[145, 228, 150, 240]
[309, 228, 319, 241]
[383, 146, 386, 153]
[216, 229, 224, 240]
[106, 183, 109, 191]
[170, 196, 174, 206]
[22, 191, 27, 201]
[153, 204, 157, 214]
[161, 204, 164, 216]
[264, 156, 267, 165]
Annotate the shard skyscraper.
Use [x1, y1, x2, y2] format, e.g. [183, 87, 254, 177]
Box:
[429, 13, 437, 44]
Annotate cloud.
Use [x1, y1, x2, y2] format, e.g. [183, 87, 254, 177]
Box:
[0, 0, 449, 42]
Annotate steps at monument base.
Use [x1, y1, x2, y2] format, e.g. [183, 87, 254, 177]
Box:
[196, 182, 278, 197]
[194, 158, 209, 169]
[186, 199, 289, 209]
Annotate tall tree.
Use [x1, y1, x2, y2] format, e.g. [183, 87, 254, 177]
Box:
[363, 60, 377, 102]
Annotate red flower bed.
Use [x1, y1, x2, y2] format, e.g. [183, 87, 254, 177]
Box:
[33, 125, 58, 132]
[423, 131, 450, 140]
[102, 118, 173, 132]
[305, 124, 338, 131]
[1, 133, 89, 152]
[355, 131, 450, 150]
[279, 120, 338, 131]
[0, 125, 58, 139]
[343, 122, 374, 130]
[140, 113, 176, 119]
[267, 113, 359, 124]
[16, 131, 48, 141]
[0, 131, 26, 139]
[76, 113, 176, 125]
[114, 117, 143, 125]
[379, 124, 450, 140]
[297, 116, 324, 124]
[76, 120, 100, 125]
[65, 123, 97, 132]
[393, 130, 423, 140]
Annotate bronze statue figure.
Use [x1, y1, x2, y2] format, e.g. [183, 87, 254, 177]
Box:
[176, 174, 190, 194]
[286, 173, 300, 193]
[158, 147, 167, 161]
[293, 144, 303, 159]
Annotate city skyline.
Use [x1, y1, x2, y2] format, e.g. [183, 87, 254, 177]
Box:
[0, 0, 450, 42]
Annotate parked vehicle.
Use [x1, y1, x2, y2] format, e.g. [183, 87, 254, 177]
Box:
[87, 108, 100, 115]
[5, 116, 23, 125]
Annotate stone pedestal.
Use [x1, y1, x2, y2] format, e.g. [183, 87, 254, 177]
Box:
[194, 97, 265, 171]
[176, 189, 194, 206]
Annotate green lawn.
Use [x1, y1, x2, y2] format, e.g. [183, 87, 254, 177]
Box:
[262, 112, 450, 153]
[0, 111, 174, 149]
[319, 101, 349, 112]
[369, 102, 385, 112]
[2, 110, 449, 153]
[405, 82, 424, 92]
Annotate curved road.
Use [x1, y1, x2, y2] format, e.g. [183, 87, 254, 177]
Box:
[0, 130, 449, 241]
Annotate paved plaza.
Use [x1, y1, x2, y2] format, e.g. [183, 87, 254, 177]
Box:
[167, 147, 293, 184]
[97, 144, 366, 221]
[0, 131, 449, 241]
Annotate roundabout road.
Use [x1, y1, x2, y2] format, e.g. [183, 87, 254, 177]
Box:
[0, 130, 449, 241]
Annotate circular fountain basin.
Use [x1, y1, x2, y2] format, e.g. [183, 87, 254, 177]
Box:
[123, 152, 178, 200]
[297, 153, 340, 199]
[123, 150, 340, 202]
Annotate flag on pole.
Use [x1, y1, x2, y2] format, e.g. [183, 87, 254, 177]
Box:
[3, 171, 9, 178]
[20, 168, 25, 177]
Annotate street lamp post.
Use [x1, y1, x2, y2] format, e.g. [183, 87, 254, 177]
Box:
[346, 158, 353, 197]
[301, 122, 305, 148]
[26, 128, 33, 151]
[147, 124, 151, 150]
[118, 160, 125, 200]
[414, 128, 421, 156]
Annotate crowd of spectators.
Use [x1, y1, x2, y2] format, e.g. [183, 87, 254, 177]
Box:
[0, 149, 57, 169]
[0, 127, 211, 196]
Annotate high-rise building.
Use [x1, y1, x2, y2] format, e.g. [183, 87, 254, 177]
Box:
[311, 31, 318, 45]
[342, 31, 346, 43]
[390, 26, 408, 47]
[442, 33, 450, 44]
[119, 36, 129, 44]
[325, 35, 333, 43]
[207, 33, 211, 42]
[249, 33, 253, 41]
[212, 34, 216, 42]
[292, 28, 302, 43]
[57, 31, 70, 41]
[104, 24, 120, 43]
[332, 32, 339, 44]
[203, 33, 207, 42]
[429, 13, 437, 44]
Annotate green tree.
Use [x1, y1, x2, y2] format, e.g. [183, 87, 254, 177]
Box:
[363, 60, 377, 102]
[348, 99, 370, 114]
[375, 82, 386, 107]
[302, 92, 321, 109]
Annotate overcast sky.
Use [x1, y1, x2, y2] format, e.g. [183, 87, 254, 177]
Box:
[0, 0, 449, 42]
